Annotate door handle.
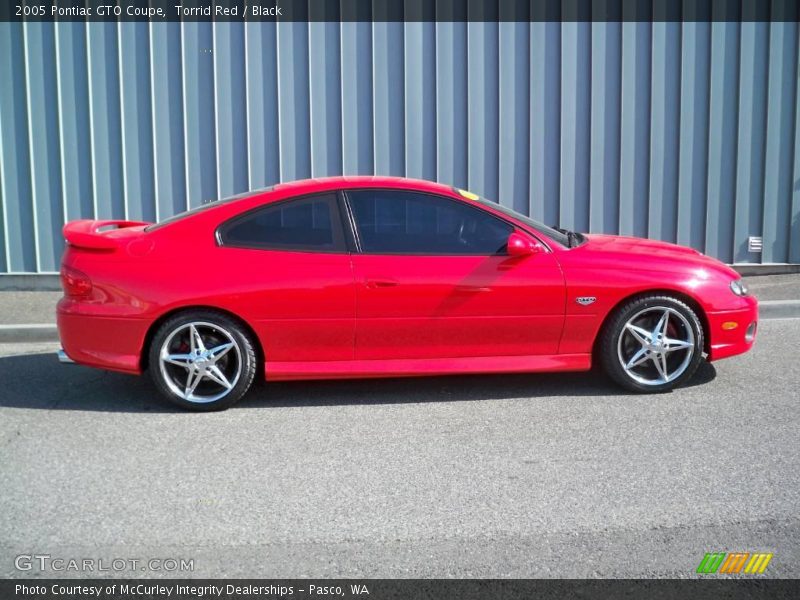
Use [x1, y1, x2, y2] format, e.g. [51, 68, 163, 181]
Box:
[364, 278, 398, 288]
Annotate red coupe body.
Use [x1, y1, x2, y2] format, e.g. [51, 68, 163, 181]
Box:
[57, 176, 757, 383]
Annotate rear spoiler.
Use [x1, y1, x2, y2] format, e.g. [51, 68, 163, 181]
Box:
[63, 220, 151, 250]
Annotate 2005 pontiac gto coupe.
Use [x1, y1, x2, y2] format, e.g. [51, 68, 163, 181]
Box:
[57, 177, 757, 410]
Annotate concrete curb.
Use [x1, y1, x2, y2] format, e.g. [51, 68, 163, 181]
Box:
[759, 300, 800, 320]
[1, 300, 799, 344]
[0, 274, 61, 291]
[0, 324, 59, 343]
[734, 264, 800, 276]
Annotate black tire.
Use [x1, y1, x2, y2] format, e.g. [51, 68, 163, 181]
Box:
[599, 295, 705, 393]
[148, 310, 257, 411]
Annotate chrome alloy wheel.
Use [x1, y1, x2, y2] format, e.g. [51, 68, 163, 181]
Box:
[158, 321, 242, 403]
[616, 306, 695, 386]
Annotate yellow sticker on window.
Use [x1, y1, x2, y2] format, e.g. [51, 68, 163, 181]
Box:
[456, 188, 479, 201]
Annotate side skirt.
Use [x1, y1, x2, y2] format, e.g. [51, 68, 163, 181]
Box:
[265, 353, 592, 381]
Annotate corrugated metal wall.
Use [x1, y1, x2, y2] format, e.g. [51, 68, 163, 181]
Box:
[1, 19, 799, 274]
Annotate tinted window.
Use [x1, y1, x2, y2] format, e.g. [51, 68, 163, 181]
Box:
[466, 192, 572, 247]
[347, 191, 513, 255]
[219, 193, 345, 252]
[146, 187, 274, 231]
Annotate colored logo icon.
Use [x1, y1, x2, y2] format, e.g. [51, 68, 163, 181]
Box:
[697, 552, 773, 574]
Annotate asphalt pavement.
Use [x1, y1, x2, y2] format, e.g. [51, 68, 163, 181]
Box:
[0, 319, 798, 578]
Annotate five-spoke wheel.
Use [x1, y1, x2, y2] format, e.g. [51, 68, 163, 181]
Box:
[159, 322, 241, 403]
[600, 295, 704, 392]
[149, 311, 257, 410]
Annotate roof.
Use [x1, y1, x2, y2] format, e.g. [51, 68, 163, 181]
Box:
[271, 176, 457, 196]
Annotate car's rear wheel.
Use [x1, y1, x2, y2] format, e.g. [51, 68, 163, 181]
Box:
[599, 295, 704, 393]
[148, 310, 257, 411]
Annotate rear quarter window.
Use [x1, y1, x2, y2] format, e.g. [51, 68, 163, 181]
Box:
[218, 193, 346, 252]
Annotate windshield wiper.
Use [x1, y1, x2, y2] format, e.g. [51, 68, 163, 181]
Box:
[568, 231, 579, 248]
[551, 225, 578, 248]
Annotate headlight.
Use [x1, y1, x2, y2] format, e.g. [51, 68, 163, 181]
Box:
[730, 279, 749, 297]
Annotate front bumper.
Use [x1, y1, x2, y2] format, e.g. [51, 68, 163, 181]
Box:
[706, 295, 758, 361]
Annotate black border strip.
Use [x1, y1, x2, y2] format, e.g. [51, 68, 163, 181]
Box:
[3, 579, 800, 600]
[2, 0, 799, 23]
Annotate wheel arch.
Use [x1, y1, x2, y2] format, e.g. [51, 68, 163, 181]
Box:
[140, 305, 264, 376]
[592, 288, 711, 359]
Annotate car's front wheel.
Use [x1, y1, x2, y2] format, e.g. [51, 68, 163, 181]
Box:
[148, 310, 257, 411]
[599, 295, 704, 393]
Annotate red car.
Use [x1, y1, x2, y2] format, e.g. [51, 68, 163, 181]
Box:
[57, 176, 757, 410]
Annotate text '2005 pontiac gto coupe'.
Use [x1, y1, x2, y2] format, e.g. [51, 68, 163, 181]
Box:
[57, 177, 757, 410]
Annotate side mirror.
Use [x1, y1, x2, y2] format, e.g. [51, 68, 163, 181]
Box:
[506, 232, 540, 257]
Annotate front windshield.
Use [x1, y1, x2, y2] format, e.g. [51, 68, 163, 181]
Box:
[464, 192, 572, 247]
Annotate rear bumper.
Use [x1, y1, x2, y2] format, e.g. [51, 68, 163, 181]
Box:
[57, 303, 148, 374]
[706, 296, 758, 361]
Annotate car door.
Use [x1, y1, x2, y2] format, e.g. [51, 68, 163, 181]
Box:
[216, 192, 355, 363]
[345, 189, 566, 361]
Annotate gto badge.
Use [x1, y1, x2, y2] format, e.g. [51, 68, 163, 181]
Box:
[576, 296, 597, 306]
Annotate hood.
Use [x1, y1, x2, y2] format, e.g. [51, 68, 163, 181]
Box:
[576, 234, 739, 278]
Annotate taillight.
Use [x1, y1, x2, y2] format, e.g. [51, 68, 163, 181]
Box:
[61, 266, 92, 297]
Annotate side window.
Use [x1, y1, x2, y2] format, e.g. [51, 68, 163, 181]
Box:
[347, 190, 513, 255]
[219, 193, 345, 252]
